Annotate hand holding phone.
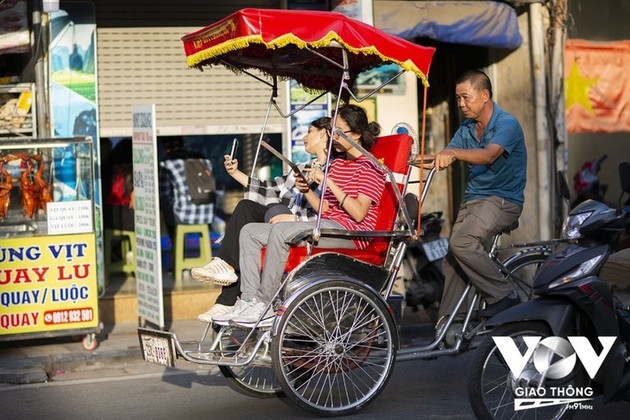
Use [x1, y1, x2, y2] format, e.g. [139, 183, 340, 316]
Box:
[229, 138, 239, 161]
[260, 141, 309, 184]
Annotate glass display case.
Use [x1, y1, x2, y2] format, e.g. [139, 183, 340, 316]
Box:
[0, 137, 93, 237]
[0, 137, 100, 350]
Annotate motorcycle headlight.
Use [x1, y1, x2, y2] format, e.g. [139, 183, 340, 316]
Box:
[548, 255, 603, 289]
[561, 211, 593, 240]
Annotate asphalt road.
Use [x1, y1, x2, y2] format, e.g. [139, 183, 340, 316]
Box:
[0, 353, 474, 419]
[1, 342, 627, 420]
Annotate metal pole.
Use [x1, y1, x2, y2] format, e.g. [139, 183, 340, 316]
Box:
[33, 9, 49, 138]
[530, 2, 552, 241]
[551, 0, 569, 235]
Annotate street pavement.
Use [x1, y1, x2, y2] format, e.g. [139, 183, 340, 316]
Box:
[0, 318, 207, 385]
[0, 306, 434, 385]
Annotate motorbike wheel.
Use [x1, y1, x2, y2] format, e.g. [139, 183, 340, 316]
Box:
[468, 322, 584, 420]
[502, 249, 550, 301]
[271, 280, 396, 417]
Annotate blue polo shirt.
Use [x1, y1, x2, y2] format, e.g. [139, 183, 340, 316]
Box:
[447, 102, 527, 206]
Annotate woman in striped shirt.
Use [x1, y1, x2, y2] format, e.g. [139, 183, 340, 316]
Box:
[212, 104, 386, 327]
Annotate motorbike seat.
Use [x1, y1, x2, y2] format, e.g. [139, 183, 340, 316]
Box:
[500, 220, 519, 235]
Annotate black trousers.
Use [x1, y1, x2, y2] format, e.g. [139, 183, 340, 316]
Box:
[215, 199, 268, 306]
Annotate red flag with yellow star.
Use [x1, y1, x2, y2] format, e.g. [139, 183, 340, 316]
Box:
[565, 39, 630, 133]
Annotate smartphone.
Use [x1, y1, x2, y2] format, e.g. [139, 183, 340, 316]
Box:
[260, 141, 309, 184]
[229, 138, 239, 160]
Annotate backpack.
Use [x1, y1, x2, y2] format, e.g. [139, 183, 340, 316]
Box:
[184, 159, 216, 205]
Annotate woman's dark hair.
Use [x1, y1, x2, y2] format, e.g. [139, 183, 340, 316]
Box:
[311, 116, 343, 159]
[336, 104, 381, 150]
[311, 116, 332, 131]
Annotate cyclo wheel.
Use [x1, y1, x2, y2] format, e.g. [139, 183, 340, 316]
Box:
[502, 249, 550, 301]
[217, 328, 283, 398]
[218, 365, 281, 398]
[271, 280, 396, 417]
[468, 322, 584, 420]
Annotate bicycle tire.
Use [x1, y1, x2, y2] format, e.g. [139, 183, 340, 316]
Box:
[271, 280, 396, 416]
[218, 364, 282, 398]
[217, 328, 283, 398]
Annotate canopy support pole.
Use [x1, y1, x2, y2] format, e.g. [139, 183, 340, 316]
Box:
[313, 49, 350, 242]
[250, 76, 278, 178]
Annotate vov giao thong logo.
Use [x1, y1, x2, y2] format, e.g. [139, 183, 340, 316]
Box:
[493, 336, 617, 411]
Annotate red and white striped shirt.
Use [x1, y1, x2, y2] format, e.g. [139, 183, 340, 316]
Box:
[322, 155, 386, 249]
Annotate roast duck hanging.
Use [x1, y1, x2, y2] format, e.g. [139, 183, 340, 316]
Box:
[0, 153, 53, 220]
[0, 161, 12, 219]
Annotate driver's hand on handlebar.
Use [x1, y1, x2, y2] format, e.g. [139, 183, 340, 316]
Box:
[433, 149, 456, 171]
[223, 154, 238, 175]
[409, 154, 436, 169]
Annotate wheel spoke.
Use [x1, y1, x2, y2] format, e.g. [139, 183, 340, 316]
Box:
[273, 282, 396, 415]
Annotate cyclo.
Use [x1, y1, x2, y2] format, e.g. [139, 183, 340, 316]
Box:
[137, 9, 548, 416]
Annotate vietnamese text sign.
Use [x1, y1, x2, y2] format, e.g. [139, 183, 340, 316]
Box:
[132, 104, 164, 328]
[0, 233, 99, 335]
[47, 200, 93, 234]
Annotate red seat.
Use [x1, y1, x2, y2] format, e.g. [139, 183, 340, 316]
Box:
[274, 133, 413, 270]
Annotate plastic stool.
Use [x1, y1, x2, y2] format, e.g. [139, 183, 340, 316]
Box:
[174, 224, 212, 282]
[104, 229, 136, 278]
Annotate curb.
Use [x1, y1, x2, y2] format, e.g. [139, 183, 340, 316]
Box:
[0, 368, 49, 385]
[0, 347, 142, 384]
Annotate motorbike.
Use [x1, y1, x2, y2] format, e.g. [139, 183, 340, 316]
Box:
[401, 210, 447, 320]
[468, 162, 630, 420]
[573, 154, 608, 207]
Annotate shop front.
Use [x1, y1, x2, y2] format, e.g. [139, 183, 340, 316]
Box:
[0, 137, 100, 350]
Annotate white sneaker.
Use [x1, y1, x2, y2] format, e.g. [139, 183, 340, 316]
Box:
[212, 298, 252, 325]
[197, 303, 234, 323]
[191, 257, 238, 286]
[231, 299, 275, 328]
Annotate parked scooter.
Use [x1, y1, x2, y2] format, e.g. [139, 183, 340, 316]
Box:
[573, 154, 608, 207]
[401, 210, 447, 320]
[467, 163, 630, 420]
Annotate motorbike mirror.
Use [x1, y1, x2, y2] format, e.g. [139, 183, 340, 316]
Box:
[556, 171, 571, 201]
[619, 162, 630, 194]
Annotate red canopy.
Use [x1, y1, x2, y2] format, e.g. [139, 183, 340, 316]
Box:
[181, 8, 435, 92]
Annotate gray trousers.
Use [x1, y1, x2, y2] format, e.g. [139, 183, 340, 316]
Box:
[438, 196, 522, 318]
[239, 220, 357, 303]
